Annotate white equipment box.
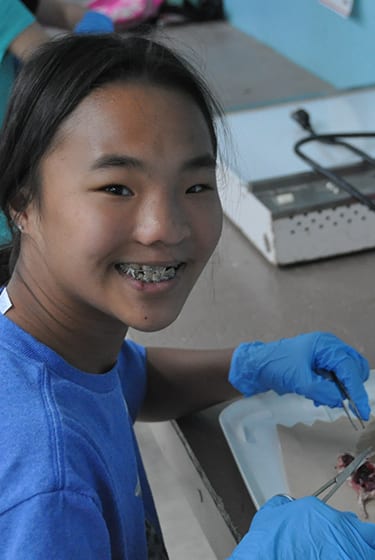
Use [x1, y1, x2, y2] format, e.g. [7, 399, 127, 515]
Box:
[221, 88, 375, 265]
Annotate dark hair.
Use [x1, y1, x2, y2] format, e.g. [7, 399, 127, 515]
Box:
[21, 0, 40, 14]
[0, 32, 224, 283]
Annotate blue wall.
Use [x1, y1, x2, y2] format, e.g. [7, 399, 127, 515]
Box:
[224, 0, 375, 89]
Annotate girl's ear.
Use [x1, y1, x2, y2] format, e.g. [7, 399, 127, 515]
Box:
[8, 191, 32, 233]
[9, 209, 26, 234]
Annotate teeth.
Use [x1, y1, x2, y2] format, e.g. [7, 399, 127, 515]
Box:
[117, 263, 180, 283]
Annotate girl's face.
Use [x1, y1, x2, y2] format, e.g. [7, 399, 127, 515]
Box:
[20, 83, 223, 332]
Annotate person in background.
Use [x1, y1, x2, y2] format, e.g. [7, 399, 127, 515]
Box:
[0, 0, 113, 244]
[0, 32, 374, 559]
[0, 0, 113, 123]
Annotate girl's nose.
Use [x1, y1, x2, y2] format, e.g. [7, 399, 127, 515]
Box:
[133, 195, 191, 246]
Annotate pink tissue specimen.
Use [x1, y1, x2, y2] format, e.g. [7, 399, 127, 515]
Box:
[336, 453, 375, 519]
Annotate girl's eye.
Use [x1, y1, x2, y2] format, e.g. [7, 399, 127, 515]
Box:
[103, 184, 133, 197]
[186, 184, 211, 194]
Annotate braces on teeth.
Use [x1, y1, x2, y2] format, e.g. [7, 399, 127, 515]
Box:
[117, 263, 179, 283]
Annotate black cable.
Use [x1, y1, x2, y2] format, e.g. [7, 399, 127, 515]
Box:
[291, 109, 315, 134]
[295, 133, 375, 166]
[292, 108, 375, 162]
[291, 109, 375, 211]
[294, 138, 375, 210]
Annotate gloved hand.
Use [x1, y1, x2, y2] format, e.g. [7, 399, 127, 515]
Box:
[229, 332, 370, 419]
[228, 495, 375, 560]
[74, 11, 114, 34]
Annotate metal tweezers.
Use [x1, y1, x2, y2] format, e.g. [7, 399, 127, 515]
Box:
[313, 446, 373, 503]
[316, 369, 366, 431]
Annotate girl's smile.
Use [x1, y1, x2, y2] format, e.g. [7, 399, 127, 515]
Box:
[115, 261, 185, 288]
[7, 82, 223, 362]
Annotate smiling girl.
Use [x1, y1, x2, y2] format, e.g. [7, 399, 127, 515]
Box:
[0, 33, 373, 560]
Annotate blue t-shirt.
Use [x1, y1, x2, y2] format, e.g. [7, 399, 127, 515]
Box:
[0, 310, 166, 559]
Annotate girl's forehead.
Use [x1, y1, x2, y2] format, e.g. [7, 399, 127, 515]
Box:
[54, 82, 214, 155]
[65, 82, 205, 128]
[45, 82, 215, 172]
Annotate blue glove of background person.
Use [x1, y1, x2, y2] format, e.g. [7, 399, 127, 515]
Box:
[228, 495, 375, 560]
[229, 332, 370, 419]
[74, 11, 114, 34]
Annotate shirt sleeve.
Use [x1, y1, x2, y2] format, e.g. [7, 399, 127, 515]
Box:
[0, 490, 112, 559]
[119, 340, 147, 422]
[0, 0, 35, 63]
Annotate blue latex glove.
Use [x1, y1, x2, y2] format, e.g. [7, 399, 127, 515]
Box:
[228, 496, 375, 559]
[74, 11, 114, 34]
[229, 332, 370, 420]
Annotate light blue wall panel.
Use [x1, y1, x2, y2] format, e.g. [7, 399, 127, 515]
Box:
[224, 0, 375, 89]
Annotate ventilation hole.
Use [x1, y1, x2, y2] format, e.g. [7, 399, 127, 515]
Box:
[325, 215, 331, 220]
[296, 221, 302, 226]
[347, 218, 352, 223]
[311, 218, 316, 223]
[333, 222, 338, 226]
[304, 227, 309, 232]
[361, 216, 367, 221]
[290, 230, 295, 235]
[319, 224, 324, 229]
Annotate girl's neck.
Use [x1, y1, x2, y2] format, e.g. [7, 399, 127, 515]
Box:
[5, 273, 128, 374]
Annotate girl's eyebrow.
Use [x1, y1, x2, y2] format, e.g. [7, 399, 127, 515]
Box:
[181, 154, 217, 171]
[90, 153, 216, 171]
[91, 154, 144, 171]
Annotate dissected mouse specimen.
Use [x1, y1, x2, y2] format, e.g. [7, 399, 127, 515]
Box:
[336, 453, 375, 519]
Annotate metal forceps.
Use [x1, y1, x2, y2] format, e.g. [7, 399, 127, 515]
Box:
[316, 369, 366, 431]
[313, 446, 373, 503]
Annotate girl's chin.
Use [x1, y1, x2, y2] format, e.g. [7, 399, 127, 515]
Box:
[131, 317, 178, 333]
[126, 307, 184, 333]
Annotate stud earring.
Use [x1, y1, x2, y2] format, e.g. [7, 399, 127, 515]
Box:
[17, 223, 23, 232]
